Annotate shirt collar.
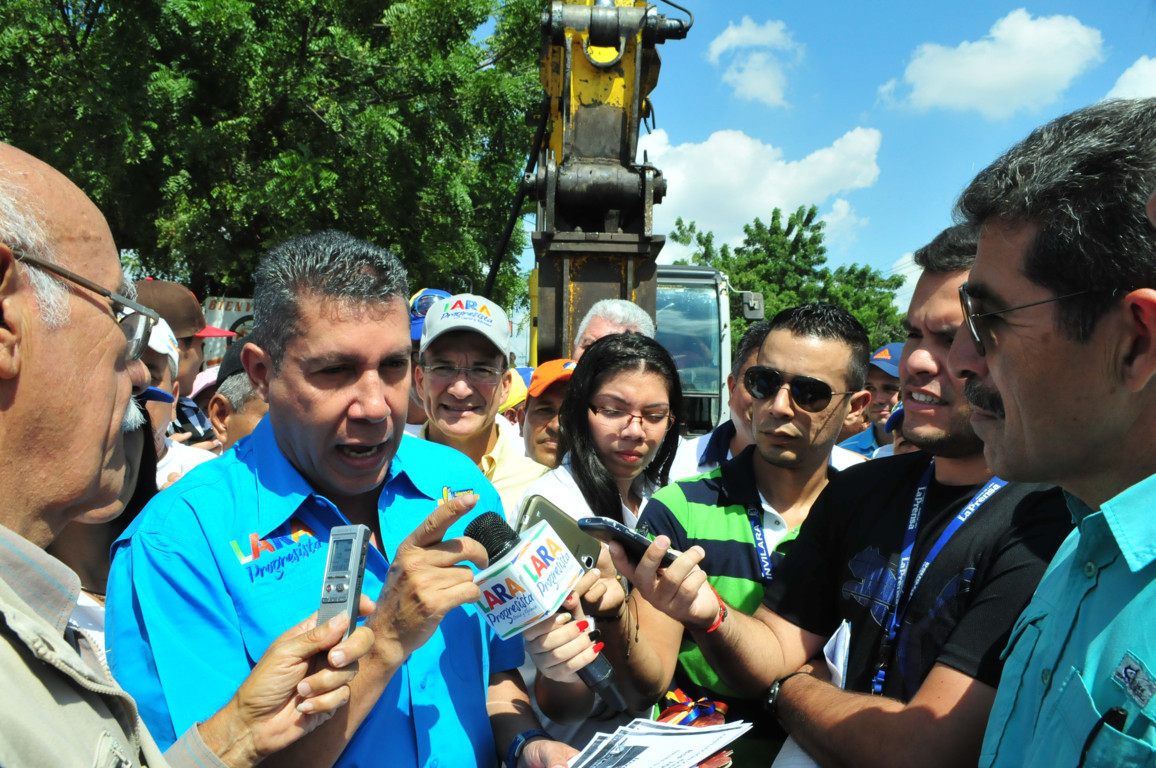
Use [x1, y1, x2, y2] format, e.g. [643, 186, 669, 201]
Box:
[1071, 473, 1156, 572]
[0, 523, 80, 635]
[700, 420, 737, 466]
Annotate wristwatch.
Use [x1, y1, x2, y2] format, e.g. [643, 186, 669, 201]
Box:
[764, 671, 808, 726]
[506, 728, 551, 768]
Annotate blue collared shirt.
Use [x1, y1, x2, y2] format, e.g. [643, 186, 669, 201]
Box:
[837, 427, 879, 458]
[981, 473, 1156, 767]
[107, 420, 522, 768]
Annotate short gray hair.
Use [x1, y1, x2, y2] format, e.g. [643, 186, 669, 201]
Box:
[249, 230, 410, 369]
[0, 175, 70, 328]
[216, 372, 260, 412]
[574, 299, 655, 346]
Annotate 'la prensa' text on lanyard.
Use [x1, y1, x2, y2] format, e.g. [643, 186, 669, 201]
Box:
[871, 461, 1007, 695]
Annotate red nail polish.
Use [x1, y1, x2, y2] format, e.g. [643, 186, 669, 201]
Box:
[592, 642, 605, 654]
[576, 620, 590, 632]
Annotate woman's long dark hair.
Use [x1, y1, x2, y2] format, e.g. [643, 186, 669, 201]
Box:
[557, 332, 683, 521]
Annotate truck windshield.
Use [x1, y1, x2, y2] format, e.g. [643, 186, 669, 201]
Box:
[655, 282, 721, 396]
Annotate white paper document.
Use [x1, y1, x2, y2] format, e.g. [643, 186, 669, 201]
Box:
[567, 717, 752, 768]
[771, 620, 852, 768]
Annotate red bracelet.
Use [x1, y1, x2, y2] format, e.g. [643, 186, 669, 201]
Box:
[691, 586, 727, 634]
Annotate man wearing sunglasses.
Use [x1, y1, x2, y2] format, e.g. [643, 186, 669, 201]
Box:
[0, 143, 378, 768]
[615, 227, 1071, 768]
[947, 99, 1156, 767]
[413, 292, 546, 520]
[605, 303, 872, 761]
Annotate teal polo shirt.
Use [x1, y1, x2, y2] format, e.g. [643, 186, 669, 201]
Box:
[981, 473, 1156, 767]
[107, 420, 522, 768]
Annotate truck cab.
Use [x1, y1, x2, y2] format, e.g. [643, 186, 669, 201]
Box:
[655, 265, 730, 436]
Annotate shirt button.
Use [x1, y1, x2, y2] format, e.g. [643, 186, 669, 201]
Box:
[1041, 668, 1052, 685]
[431, 760, 439, 768]
[1083, 561, 1097, 578]
[420, 674, 429, 690]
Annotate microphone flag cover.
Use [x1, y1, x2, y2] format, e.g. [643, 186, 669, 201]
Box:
[465, 517, 584, 640]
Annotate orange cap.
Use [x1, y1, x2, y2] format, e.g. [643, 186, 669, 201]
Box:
[528, 358, 577, 398]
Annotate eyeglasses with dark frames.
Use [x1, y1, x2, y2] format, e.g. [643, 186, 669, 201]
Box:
[744, 366, 854, 413]
[588, 404, 675, 432]
[13, 250, 159, 361]
[958, 282, 1092, 357]
[421, 363, 505, 387]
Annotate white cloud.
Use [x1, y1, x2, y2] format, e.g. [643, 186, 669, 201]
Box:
[707, 17, 801, 108]
[707, 17, 796, 64]
[722, 52, 791, 109]
[888, 9, 1103, 119]
[821, 199, 868, 251]
[641, 127, 882, 263]
[1107, 56, 1156, 99]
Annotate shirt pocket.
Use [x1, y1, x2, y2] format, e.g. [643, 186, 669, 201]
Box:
[1045, 666, 1156, 768]
[91, 729, 134, 768]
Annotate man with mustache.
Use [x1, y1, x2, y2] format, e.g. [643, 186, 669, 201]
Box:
[947, 98, 1156, 766]
[615, 225, 1072, 768]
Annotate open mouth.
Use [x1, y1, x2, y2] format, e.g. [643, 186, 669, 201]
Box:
[909, 391, 946, 406]
[337, 443, 385, 459]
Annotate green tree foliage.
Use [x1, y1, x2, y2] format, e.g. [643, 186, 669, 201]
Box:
[670, 206, 906, 350]
[0, 0, 540, 304]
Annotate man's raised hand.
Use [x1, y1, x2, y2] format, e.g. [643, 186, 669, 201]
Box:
[369, 493, 490, 662]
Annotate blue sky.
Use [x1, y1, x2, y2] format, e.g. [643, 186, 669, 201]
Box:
[592, 1, 1156, 311]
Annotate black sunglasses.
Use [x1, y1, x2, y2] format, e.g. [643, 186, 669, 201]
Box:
[14, 250, 160, 360]
[959, 282, 1092, 357]
[744, 366, 854, 412]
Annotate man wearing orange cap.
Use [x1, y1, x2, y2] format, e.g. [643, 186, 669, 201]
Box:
[522, 359, 576, 468]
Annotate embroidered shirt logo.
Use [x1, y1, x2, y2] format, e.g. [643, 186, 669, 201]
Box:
[441, 486, 476, 504]
[1113, 652, 1156, 709]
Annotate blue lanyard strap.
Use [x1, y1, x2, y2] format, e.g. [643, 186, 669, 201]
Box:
[870, 462, 1006, 695]
[745, 504, 775, 584]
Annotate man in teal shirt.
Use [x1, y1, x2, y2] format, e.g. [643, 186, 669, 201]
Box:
[948, 97, 1156, 766]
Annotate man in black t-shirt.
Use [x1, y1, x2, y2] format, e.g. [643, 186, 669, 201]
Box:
[614, 224, 1072, 768]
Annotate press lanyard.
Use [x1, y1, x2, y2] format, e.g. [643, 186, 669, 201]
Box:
[745, 504, 774, 584]
[870, 461, 1007, 694]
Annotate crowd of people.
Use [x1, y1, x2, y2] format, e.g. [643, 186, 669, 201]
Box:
[1, 96, 1154, 768]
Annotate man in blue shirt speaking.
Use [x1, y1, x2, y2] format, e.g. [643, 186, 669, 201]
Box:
[107, 231, 574, 768]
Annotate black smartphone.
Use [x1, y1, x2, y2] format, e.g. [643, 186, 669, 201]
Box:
[577, 516, 679, 568]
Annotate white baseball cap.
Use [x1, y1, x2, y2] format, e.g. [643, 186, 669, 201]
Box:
[419, 293, 510, 358]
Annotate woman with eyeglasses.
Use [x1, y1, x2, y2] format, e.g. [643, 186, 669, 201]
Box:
[515, 331, 683, 747]
[527, 331, 682, 527]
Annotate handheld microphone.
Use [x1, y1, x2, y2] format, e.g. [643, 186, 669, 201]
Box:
[465, 511, 629, 712]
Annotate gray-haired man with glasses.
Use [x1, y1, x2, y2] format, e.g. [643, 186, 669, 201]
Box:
[948, 97, 1156, 767]
[0, 142, 376, 768]
[414, 292, 546, 519]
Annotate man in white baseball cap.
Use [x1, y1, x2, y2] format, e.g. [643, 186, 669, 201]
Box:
[139, 317, 215, 488]
[414, 293, 546, 518]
